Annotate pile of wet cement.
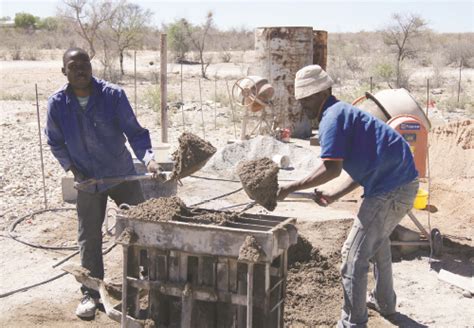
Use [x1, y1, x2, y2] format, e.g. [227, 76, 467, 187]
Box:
[237, 157, 279, 211]
[171, 132, 217, 180]
[238, 235, 266, 262]
[124, 197, 237, 226]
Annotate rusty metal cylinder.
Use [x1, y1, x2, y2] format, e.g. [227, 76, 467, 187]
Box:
[313, 30, 328, 70]
[250, 27, 328, 138]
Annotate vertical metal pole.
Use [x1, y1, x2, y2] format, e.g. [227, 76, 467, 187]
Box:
[160, 34, 168, 143]
[246, 263, 254, 328]
[370, 76, 373, 93]
[426, 79, 430, 117]
[198, 79, 206, 139]
[457, 59, 462, 105]
[181, 62, 185, 131]
[225, 80, 237, 140]
[134, 50, 137, 117]
[35, 84, 48, 209]
[214, 78, 217, 130]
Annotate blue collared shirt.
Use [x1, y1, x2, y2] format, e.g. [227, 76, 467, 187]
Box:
[45, 77, 152, 192]
[318, 95, 418, 197]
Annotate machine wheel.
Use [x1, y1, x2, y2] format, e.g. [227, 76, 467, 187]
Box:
[430, 228, 443, 257]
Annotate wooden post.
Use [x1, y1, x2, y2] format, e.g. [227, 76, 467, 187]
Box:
[246, 263, 254, 328]
[121, 246, 129, 328]
[160, 34, 168, 143]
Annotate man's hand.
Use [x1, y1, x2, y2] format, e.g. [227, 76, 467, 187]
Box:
[313, 189, 335, 207]
[69, 166, 87, 183]
[277, 185, 292, 201]
[146, 160, 165, 180]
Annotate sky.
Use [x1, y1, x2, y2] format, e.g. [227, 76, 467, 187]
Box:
[1, 0, 473, 33]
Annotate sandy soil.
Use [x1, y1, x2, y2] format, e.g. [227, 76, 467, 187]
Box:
[1, 52, 473, 327]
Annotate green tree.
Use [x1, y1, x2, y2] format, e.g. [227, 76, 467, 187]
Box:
[37, 17, 59, 31]
[14, 12, 37, 29]
[167, 19, 191, 62]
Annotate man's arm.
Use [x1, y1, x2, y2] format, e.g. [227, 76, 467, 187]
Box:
[317, 176, 360, 206]
[45, 99, 73, 171]
[278, 160, 342, 200]
[115, 89, 152, 162]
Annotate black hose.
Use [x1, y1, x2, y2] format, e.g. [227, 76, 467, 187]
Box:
[8, 207, 78, 251]
[0, 272, 68, 298]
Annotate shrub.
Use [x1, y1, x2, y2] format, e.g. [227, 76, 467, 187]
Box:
[14, 12, 37, 29]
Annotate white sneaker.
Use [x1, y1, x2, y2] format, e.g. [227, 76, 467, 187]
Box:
[75, 294, 99, 319]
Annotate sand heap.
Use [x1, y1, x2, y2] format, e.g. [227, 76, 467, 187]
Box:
[429, 119, 473, 178]
[237, 158, 279, 211]
[201, 135, 320, 180]
[171, 132, 217, 180]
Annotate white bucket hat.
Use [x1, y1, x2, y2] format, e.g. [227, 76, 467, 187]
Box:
[294, 65, 334, 100]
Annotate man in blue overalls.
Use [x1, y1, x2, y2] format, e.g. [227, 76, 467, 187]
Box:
[46, 48, 161, 319]
[278, 65, 419, 327]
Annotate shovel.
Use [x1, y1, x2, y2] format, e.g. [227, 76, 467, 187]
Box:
[287, 190, 358, 207]
[75, 171, 174, 190]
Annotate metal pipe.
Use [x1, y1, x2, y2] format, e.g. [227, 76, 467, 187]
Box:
[134, 50, 137, 116]
[214, 78, 217, 130]
[160, 34, 168, 143]
[198, 78, 206, 139]
[225, 80, 237, 139]
[35, 84, 48, 209]
[181, 62, 185, 131]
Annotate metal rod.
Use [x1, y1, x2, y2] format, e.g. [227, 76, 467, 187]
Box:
[181, 62, 185, 131]
[457, 58, 462, 105]
[160, 33, 168, 143]
[426, 78, 430, 116]
[134, 50, 137, 117]
[35, 84, 48, 209]
[214, 78, 217, 130]
[198, 78, 206, 139]
[246, 263, 254, 328]
[408, 211, 430, 239]
[225, 80, 238, 139]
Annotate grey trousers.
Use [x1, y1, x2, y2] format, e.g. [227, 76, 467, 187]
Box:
[338, 179, 419, 328]
[76, 181, 145, 298]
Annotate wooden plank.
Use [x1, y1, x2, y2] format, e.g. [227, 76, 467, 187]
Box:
[229, 260, 238, 293]
[148, 249, 159, 322]
[127, 246, 141, 318]
[179, 253, 188, 282]
[121, 246, 129, 328]
[247, 263, 254, 328]
[116, 216, 276, 262]
[438, 269, 474, 293]
[181, 283, 193, 328]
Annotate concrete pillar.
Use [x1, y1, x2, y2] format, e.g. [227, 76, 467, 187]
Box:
[250, 27, 314, 138]
[313, 30, 328, 70]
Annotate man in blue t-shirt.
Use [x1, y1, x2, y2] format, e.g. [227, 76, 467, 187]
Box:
[278, 65, 419, 328]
